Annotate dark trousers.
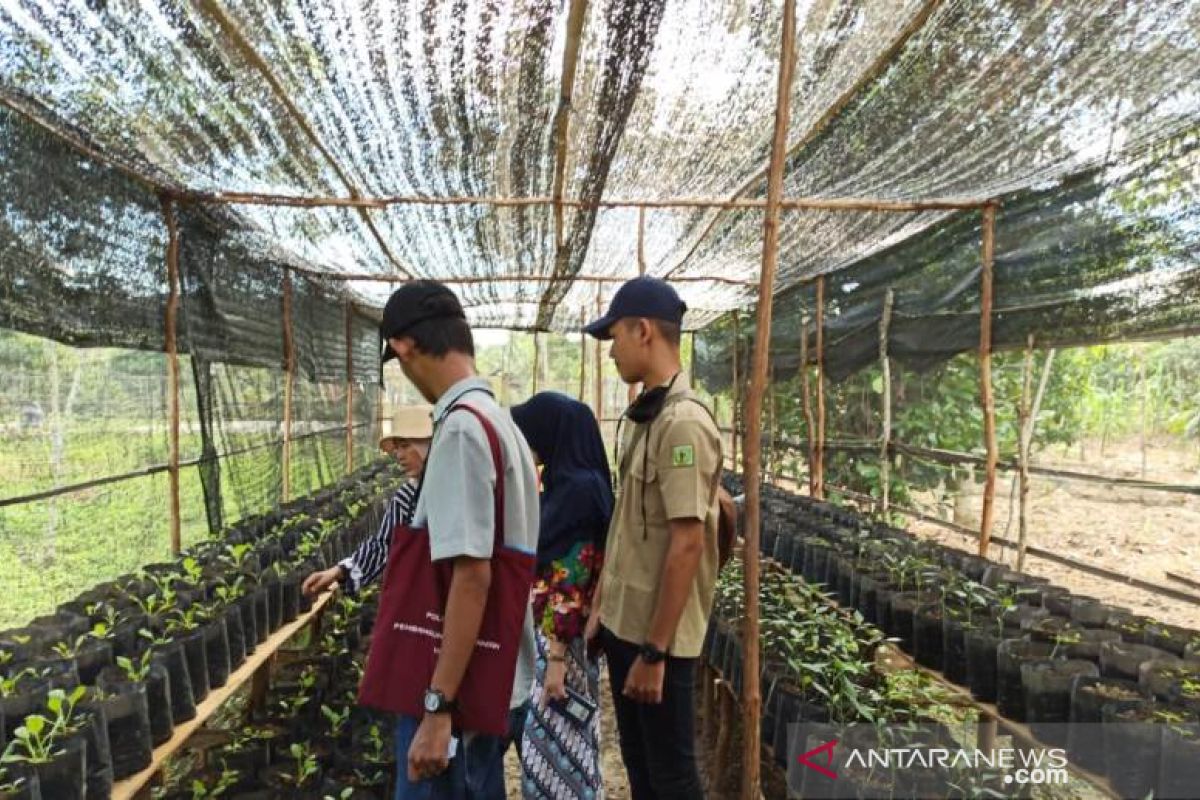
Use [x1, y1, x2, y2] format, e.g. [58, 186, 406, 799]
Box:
[602, 627, 705, 800]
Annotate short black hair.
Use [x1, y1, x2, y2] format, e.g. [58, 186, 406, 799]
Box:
[623, 317, 681, 348]
[404, 316, 475, 357]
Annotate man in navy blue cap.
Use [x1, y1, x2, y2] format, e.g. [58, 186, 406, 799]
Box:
[583, 277, 722, 799]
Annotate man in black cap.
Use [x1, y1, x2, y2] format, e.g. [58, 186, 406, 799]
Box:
[373, 281, 539, 799]
[582, 277, 722, 799]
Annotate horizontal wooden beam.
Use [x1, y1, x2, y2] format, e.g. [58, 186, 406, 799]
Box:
[177, 189, 989, 213]
[302, 271, 759, 287]
[111, 590, 335, 800]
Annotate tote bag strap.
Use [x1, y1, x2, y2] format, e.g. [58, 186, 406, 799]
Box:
[443, 403, 506, 551]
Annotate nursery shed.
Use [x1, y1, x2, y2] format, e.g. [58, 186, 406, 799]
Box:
[1, 0, 1199, 798]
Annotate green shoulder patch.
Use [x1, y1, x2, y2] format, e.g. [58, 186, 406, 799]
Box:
[671, 444, 695, 468]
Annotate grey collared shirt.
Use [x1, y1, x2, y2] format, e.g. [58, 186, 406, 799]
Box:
[410, 376, 539, 711]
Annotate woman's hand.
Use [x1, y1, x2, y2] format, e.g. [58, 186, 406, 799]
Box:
[541, 658, 568, 708]
[301, 566, 342, 598]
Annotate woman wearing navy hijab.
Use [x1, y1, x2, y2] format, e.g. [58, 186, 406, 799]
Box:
[511, 392, 613, 800]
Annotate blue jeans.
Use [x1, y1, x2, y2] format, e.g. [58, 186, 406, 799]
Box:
[392, 704, 530, 800]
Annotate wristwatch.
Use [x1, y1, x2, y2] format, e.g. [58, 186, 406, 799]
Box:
[639, 643, 668, 664]
[423, 688, 458, 715]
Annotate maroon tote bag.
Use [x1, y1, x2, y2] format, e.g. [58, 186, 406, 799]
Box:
[359, 404, 535, 736]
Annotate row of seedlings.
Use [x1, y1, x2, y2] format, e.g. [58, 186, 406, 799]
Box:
[0, 461, 399, 800]
[154, 581, 391, 799]
[705, 546, 990, 797]
[749, 477, 1200, 799]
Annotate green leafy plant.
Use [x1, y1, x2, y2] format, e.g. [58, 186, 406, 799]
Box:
[1, 686, 87, 764]
[190, 766, 238, 799]
[0, 667, 39, 698]
[51, 622, 110, 657]
[320, 704, 351, 738]
[116, 651, 155, 682]
[281, 742, 319, 787]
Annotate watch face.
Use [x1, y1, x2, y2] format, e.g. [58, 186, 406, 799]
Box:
[424, 691, 440, 713]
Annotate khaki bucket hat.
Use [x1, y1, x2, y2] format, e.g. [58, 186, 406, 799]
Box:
[379, 404, 434, 449]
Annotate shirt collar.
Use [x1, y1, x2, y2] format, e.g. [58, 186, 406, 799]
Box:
[663, 371, 690, 398]
[432, 376, 493, 423]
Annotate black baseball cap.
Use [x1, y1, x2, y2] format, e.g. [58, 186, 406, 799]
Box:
[583, 276, 687, 340]
[380, 280, 466, 362]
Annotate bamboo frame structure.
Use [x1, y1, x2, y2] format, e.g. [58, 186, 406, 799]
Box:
[740, 0, 796, 794]
[731, 310, 740, 469]
[344, 300, 354, 474]
[579, 309, 587, 401]
[281, 269, 296, 503]
[593, 294, 603, 423]
[879, 288, 895, 515]
[532, 330, 541, 394]
[801, 319, 817, 496]
[307, 270, 759, 287]
[161, 196, 183, 555]
[978, 204, 999, 556]
[814, 275, 827, 499]
[179, 188, 989, 213]
[1017, 335, 1034, 571]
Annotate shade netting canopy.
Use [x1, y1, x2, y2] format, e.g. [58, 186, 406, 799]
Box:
[1, 0, 1198, 364]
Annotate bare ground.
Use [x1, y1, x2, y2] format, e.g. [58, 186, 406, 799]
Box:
[908, 437, 1200, 629]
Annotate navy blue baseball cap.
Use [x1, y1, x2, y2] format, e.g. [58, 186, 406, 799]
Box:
[583, 276, 687, 340]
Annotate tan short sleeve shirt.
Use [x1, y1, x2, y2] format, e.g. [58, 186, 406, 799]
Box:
[598, 375, 722, 657]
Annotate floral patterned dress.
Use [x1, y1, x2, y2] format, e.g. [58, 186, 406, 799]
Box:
[520, 541, 604, 800]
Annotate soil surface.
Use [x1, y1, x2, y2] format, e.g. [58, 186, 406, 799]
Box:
[908, 438, 1200, 630]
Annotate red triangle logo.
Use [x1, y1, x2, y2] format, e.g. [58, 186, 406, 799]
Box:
[797, 739, 838, 779]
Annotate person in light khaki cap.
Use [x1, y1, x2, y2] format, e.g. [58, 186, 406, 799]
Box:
[302, 404, 433, 597]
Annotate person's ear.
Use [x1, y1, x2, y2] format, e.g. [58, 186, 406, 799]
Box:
[388, 336, 414, 362]
[636, 318, 654, 346]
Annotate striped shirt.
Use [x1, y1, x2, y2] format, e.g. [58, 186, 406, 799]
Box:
[338, 480, 419, 593]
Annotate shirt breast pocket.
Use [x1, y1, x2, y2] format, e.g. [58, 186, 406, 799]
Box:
[619, 454, 666, 591]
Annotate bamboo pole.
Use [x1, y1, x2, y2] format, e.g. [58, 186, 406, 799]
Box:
[801, 320, 817, 496]
[282, 269, 296, 503]
[879, 289, 895, 515]
[814, 276, 827, 499]
[344, 300, 354, 474]
[183, 188, 989, 213]
[301, 270, 759, 287]
[731, 311, 741, 470]
[161, 196, 183, 555]
[741, 0, 796, 794]
[1017, 335, 1034, 571]
[532, 331, 541, 394]
[1017, 344, 1056, 571]
[629, 207, 649, 404]
[579, 310, 587, 401]
[978, 204, 998, 556]
[551, 0, 589, 253]
[594, 295, 604, 424]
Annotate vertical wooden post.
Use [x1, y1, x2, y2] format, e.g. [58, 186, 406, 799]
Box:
[345, 300, 355, 474]
[1017, 342, 1055, 572]
[282, 269, 295, 503]
[533, 331, 541, 394]
[879, 289, 895, 515]
[731, 310, 740, 470]
[579, 310, 587, 402]
[768, 364, 777, 479]
[594, 294, 603, 424]
[161, 196, 182, 555]
[741, 0, 795, 795]
[814, 276, 826, 499]
[628, 207, 649, 404]
[978, 203, 998, 556]
[800, 320, 816, 495]
[1017, 334, 1034, 571]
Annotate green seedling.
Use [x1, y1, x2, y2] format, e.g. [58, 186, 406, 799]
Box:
[191, 766, 238, 799]
[116, 651, 155, 682]
[283, 742, 320, 787]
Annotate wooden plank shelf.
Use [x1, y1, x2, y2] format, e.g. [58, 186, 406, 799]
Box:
[112, 590, 335, 800]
